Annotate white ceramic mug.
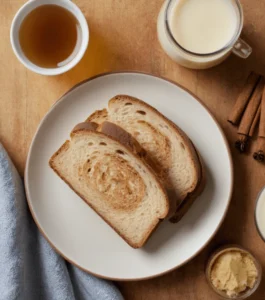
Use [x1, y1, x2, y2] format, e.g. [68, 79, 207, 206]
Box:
[10, 0, 89, 76]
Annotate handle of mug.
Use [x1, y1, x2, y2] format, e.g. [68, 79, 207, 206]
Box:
[232, 38, 252, 59]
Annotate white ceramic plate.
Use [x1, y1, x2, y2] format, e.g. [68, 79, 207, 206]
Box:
[25, 72, 233, 280]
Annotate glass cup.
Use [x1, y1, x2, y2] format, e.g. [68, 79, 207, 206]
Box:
[157, 0, 252, 69]
[255, 186, 265, 243]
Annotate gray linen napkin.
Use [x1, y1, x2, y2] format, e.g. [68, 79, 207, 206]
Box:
[0, 143, 124, 300]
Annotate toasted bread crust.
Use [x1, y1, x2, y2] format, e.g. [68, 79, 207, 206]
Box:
[86, 108, 108, 124]
[169, 148, 206, 222]
[49, 129, 169, 248]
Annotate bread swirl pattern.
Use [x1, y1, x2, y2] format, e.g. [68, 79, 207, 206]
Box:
[83, 153, 146, 211]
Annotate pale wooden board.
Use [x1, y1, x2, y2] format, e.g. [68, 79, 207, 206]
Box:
[1, 0, 265, 299]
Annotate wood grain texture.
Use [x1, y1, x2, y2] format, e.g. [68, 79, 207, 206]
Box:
[1, 0, 265, 299]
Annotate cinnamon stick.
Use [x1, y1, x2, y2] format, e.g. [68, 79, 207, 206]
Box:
[238, 77, 264, 134]
[228, 72, 260, 125]
[235, 105, 261, 153]
[253, 87, 265, 162]
[235, 77, 264, 153]
[249, 105, 261, 136]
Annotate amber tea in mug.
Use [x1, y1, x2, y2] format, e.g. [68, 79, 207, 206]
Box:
[19, 4, 82, 68]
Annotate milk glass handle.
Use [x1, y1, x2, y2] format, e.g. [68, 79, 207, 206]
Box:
[232, 38, 252, 59]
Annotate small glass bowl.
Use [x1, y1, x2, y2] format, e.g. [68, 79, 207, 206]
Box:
[205, 245, 262, 299]
[254, 186, 265, 243]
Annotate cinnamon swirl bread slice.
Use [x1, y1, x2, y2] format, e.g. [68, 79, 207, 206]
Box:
[49, 127, 169, 248]
[87, 95, 205, 222]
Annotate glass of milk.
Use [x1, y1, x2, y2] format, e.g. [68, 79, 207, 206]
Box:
[157, 0, 252, 69]
[255, 187, 265, 242]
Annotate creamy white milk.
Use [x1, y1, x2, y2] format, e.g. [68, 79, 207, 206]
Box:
[256, 188, 265, 240]
[169, 0, 238, 54]
[157, 0, 241, 69]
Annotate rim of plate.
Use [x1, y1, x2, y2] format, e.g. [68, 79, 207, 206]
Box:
[24, 71, 234, 281]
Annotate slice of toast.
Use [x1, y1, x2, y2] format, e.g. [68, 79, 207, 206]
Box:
[49, 126, 169, 248]
[87, 95, 205, 222]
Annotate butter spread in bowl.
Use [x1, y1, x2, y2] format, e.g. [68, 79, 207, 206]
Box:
[206, 246, 261, 299]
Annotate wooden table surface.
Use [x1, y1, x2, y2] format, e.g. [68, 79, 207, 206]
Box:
[1, 0, 265, 299]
